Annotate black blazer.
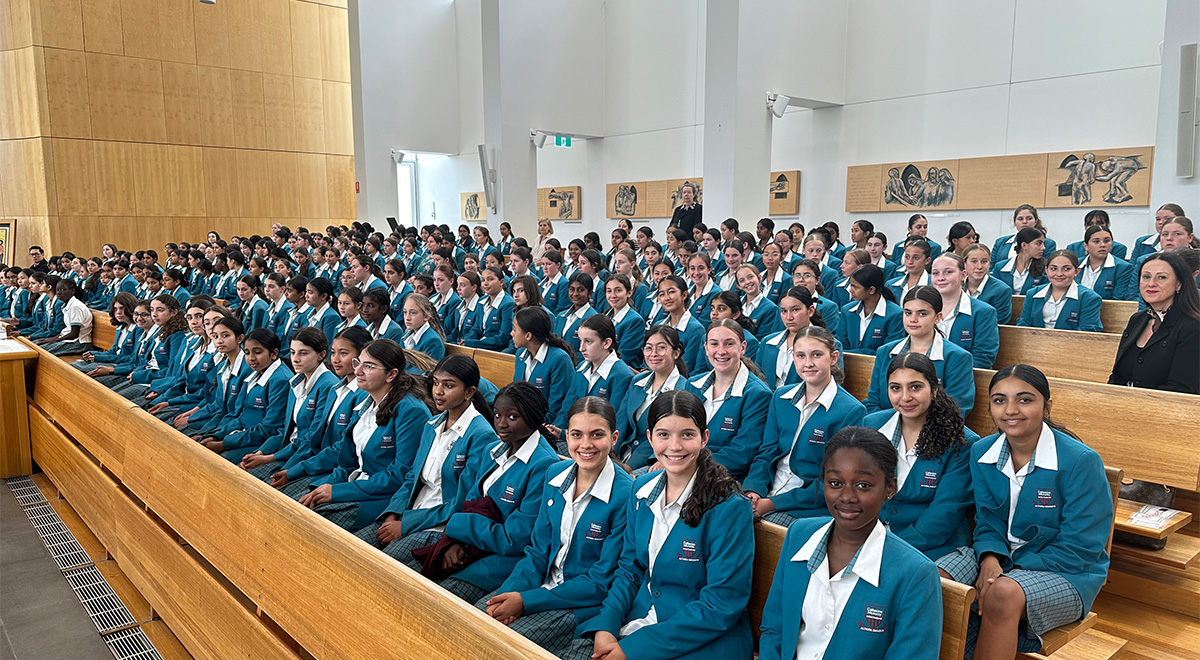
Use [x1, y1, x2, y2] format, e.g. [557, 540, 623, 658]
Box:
[1108, 305, 1200, 394]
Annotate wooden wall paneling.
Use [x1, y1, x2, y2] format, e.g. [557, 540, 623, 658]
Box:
[288, 0, 321, 79]
[10, 217, 50, 257]
[325, 154, 354, 219]
[845, 166, 882, 213]
[235, 149, 272, 218]
[160, 61, 202, 145]
[0, 46, 48, 139]
[42, 46, 91, 137]
[261, 73, 296, 151]
[118, 0, 159, 60]
[321, 79, 352, 155]
[29, 409, 119, 556]
[5, 0, 36, 51]
[34, 0, 84, 50]
[291, 76, 324, 153]
[955, 154, 1047, 210]
[80, 0, 123, 55]
[50, 137, 97, 215]
[318, 4, 348, 82]
[229, 69, 267, 149]
[259, 0, 292, 76]
[85, 52, 167, 143]
[0, 141, 8, 215]
[295, 152, 327, 219]
[201, 147, 240, 218]
[226, 0, 263, 73]
[130, 142, 172, 216]
[195, 64, 235, 147]
[265, 151, 301, 219]
[191, 0, 229, 68]
[156, 0, 196, 65]
[169, 145, 206, 217]
[3, 138, 57, 217]
[92, 140, 137, 215]
[49, 215, 100, 255]
[0, 1, 15, 50]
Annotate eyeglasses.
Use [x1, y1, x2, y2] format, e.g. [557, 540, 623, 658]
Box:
[133, 312, 151, 319]
[351, 358, 384, 372]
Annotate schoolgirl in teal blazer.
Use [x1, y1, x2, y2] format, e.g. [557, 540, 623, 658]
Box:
[1016, 282, 1103, 332]
[743, 381, 866, 518]
[129, 328, 186, 386]
[216, 358, 294, 464]
[79, 322, 138, 370]
[745, 296, 782, 338]
[969, 274, 1014, 325]
[442, 434, 559, 592]
[446, 295, 481, 344]
[496, 459, 633, 636]
[310, 393, 432, 530]
[308, 302, 343, 347]
[253, 367, 339, 469]
[941, 294, 1000, 368]
[151, 334, 216, 409]
[554, 304, 597, 353]
[682, 367, 771, 480]
[279, 379, 367, 483]
[754, 331, 845, 390]
[189, 352, 252, 435]
[464, 293, 515, 352]
[865, 336, 976, 418]
[566, 354, 635, 427]
[610, 306, 646, 370]
[377, 406, 497, 536]
[836, 299, 903, 355]
[580, 471, 755, 659]
[403, 323, 445, 362]
[514, 344, 576, 427]
[431, 290, 462, 326]
[971, 425, 1113, 618]
[1075, 254, 1137, 301]
[991, 258, 1046, 295]
[864, 409, 980, 561]
[758, 517, 942, 660]
[614, 369, 685, 470]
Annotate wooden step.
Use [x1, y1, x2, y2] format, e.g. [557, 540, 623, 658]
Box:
[1045, 629, 1128, 660]
[1104, 557, 1200, 619]
[1112, 534, 1200, 570]
[1040, 612, 1097, 655]
[1092, 590, 1200, 660]
[140, 620, 194, 660]
[1115, 498, 1192, 539]
[31, 472, 59, 500]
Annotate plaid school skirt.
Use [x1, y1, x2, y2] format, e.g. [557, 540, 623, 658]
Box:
[943, 547, 1084, 656]
[473, 589, 578, 657]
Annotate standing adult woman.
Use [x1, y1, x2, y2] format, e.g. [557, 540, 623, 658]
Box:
[1016, 251, 1103, 332]
[930, 253, 1001, 368]
[991, 204, 1057, 263]
[298, 339, 433, 531]
[864, 286, 976, 417]
[952, 365, 1113, 660]
[1108, 252, 1200, 393]
[532, 219, 557, 261]
[564, 390, 754, 660]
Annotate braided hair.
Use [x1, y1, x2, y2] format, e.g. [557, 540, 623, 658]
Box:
[495, 381, 551, 440]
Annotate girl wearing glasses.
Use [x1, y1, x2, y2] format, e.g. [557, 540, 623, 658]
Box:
[298, 339, 433, 531]
[791, 259, 841, 331]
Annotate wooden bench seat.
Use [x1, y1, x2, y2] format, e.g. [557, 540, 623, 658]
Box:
[1011, 296, 1137, 335]
[1114, 497, 1193, 539]
[994, 326, 1118, 384]
[1112, 534, 1200, 571]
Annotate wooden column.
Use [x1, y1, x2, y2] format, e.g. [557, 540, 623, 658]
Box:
[0, 339, 37, 478]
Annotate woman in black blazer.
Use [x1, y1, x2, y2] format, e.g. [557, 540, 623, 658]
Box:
[1109, 252, 1200, 394]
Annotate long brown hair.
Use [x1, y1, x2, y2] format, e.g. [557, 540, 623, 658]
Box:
[362, 339, 433, 423]
[647, 390, 742, 527]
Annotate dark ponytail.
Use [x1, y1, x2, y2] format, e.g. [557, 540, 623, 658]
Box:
[850, 264, 895, 303]
[647, 390, 741, 527]
[1013, 227, 1048, 279]
[580, 313, 620, 358]
[781, 286, 826, 329]
[514, 307, 579, 365]
[433, 354, 491, 419]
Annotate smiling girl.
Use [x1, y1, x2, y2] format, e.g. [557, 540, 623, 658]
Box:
[654, 274, 704, 373]
[1075, 225, 1136, 300]
[1017, 251, 1103, 332]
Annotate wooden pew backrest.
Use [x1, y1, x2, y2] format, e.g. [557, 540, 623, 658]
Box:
[994, 326, 1118, 384]
[91, 310, 116, 351]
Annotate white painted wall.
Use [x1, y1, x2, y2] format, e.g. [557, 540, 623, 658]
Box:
[1149, 0, 1199, 218]
[362, 0, 1178, 255]
[770, 0, 1170, 253]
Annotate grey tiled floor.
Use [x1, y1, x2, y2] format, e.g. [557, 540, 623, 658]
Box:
[0, 487, 112, 660]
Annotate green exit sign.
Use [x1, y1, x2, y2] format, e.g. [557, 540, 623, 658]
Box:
[555, 135, 572, 147]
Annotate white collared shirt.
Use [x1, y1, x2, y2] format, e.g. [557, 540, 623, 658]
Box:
[978, 423, 1059, 550]
[373, 314, 398, 339]
[968, 274, 992, 299]
[357, 274, 380, 291]
[457, 295, 479, 331]
[565, 304, 592, 328]
[697, 364, 749, 422]
[936, 293, 972, 337]
[404, 321, 429, 348]
[244, 358, 283, 390]
[743, 293, 764, 318]
[481, 432, 542, 494]
[325, 378, 359, 424]
[897, 271, 931, 301]
[854, 299, 888, 342]
[718, 271, 738, 291]
[541, 460, 617, 589]
[484, 291, 505, 315]
[620, 471, 698, 637]
[878, 411, 919, 490]
[582, 351, 620, 392]
[890, 333, 945, 361]
[611, 304, 631, 325]
[768, 332, 794, 388]
[413, 406, 483, 512]
[351, 399, 379, 472]
[1001, 258, 1029, 293]
[289, 363, 328, 420]
[671, 310, 695, 332]
[632, 368, 683, 428]
[1036, 281, 1079, 327]
[794, 520, 887, 660]
[60, 296, 92, 342]
[1080, 254, 1113, 290]
[308, 302, 331, 327]
[771, 379, 839, 496]
[541, 272, 563, 296]
[522, 342, 550, 380]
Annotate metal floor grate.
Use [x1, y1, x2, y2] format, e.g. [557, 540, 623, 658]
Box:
[102, 627, 164, 660]
[22, 501, 93, 571]
[5, 475, 48, 506]
[63, 565, 139, 634]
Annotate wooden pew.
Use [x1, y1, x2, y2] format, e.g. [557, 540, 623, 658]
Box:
[994, 326, 1118, 384]
[749, 519, 977, 660]
[1010, 296, 1137, 335]
[24, 341, 559, 660]
[90, 310, 116, 351]
[447, 344, 516, 388]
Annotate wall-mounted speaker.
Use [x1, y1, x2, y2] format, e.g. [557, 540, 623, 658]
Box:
[1178, 43, 1197, 178]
